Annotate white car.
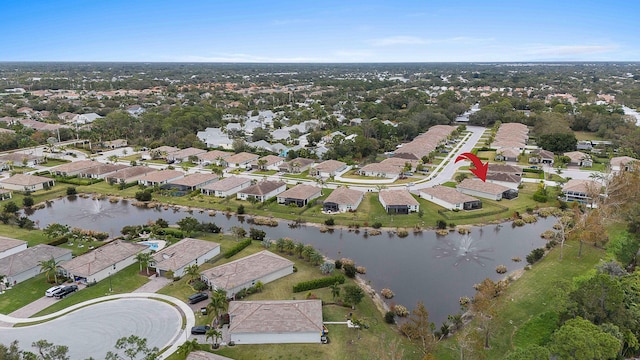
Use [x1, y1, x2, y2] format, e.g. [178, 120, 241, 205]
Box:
[45, 285, 63, 297]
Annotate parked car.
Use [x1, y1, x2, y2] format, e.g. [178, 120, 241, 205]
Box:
[188, 292, 209, 304]
[45, 285, 63, 297]
[54, 285, 78, 299]
[191, 325, 211, 335]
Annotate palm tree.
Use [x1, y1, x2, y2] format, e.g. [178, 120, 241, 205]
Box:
[294, 242, 304, 258]
[310, 252, 324, 266]
[206, 328, 222, 349]
[254, 281, 264, 293]
[177, 338, 198, 356]
[185, 264, 200, 284]
[135, 252, 152, 275]
[330, 282, 340, 301]
[38, 257, 61, 284]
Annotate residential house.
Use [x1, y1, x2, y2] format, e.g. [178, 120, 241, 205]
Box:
[322, 187, 364, 213]
[0, 189, 12, 201]
[72, 113, 102, 124]
[105, 166, 156, 185]
[167, 147, 207, 163]
[576, 140, 593, 151]
[151, 238, 220, 278]
[101, 139, 128, 149]
[237, 180, 286, 202]
[357, 162, 402, 178]
[457, 178, 518, 201]
[610, 156, 639, 173]
[420, 186, 482, 211]
[251, 155, 285, 171]
[485, 173, 522, 190]
[49, 160, 99, 177]
[126, 105, 145, 117]
[394, 125, 457, 160]
[495, 148, 520, 162]
[309, 160, 348, 178]
[59, 240, 149, 284]
[561, 179, 602, 204]
[201, 250, 294, 298]
[0, 174, 55, 191]
[278, 158, 315, 174]
[0, 152, 44, 167]
[0, 237, 27, 260]
[0, 245, 72, 285]
[162, 173, 219, 192]
[137, 169, 184, 187]
[224, 152, 260, 169]
[487, 163, 523, 176]
[563, 151, 593, 167]
[227, 300, 323, 344]
[529, 149, 555, 165]
[197, 150, 232, 166]
[277, 184, 322, 207]
[77, 164, 128, 179]
[196, 127, 234, 149]
[378, 190, 420, 214]
[142, 146, 180, 160]
[201, 176, 252, 197]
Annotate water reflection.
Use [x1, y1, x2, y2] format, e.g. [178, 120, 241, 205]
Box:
[433, 233, 494, 267]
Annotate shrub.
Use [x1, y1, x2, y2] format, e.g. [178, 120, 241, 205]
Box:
[224, 238, 252, 258]
[372, 222, 382, 229]
[47, 236, 69, 246]
[394, 305, 409, 317]
[513, 219, 526, 227]
[66, 187, 77, 196]
[324, 218, 335, 226]
[526, 248, 545, 265]
[381, 288, 395, 299]
[343, 264, 357, 278]
[22, 196, 34, 208]
[384, 311, 396, 324]
[237, 205, 245, 215]
[334, 259, 342, 269]
[134, 189, 153, 201]
[496, 265, 507, 274]
[320, 262, 335, 275]
[397, 229, 409, 238]
[436, 220, 447, 229]
[192, 279, 208, 291]
[292, 274, 345, 293]
[356, 266, 367, 274]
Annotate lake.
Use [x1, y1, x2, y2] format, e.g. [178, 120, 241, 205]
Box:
[26, 196, 553, 323]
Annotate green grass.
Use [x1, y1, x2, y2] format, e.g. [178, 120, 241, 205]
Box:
[0, 274, 54, 315]
[32, 263, 149, 317]
[38, 159, 71, 167]
[0, 224, 48, 247]
[435, 241, 605, 359]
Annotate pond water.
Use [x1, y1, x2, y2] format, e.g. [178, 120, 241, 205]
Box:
[26, 196, 553, 324]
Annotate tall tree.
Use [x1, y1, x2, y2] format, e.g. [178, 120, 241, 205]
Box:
[550, 317, 620, 360]
[399, 301, 438, 357]
[105, 335, 159, 360]
[38, 257, 61, 284]
[342, 284, 364, 310]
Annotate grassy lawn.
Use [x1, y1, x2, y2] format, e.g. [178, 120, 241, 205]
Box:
[0, 224, 48, 247]
[252, 170, 277, 176]
[38, 159, 71, 167]
[0, 274, 54, 315]
[573, 131, 604, 141]
[33, 263, 149, 317]
[435, 240, 605, 359]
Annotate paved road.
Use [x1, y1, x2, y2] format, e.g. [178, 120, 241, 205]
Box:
[0, 297, 182, 359]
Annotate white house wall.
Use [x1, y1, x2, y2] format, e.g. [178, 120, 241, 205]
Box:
[419, 193, 458, 210]
[230, 331, 319, 345]
[169, 247, 221, 278]
[486, 180, 520, 190]
[8, 252, 72, 285]
[458, 188, 502, 201]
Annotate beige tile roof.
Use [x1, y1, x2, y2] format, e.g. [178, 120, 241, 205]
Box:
[562, 179, 601, 194]
[323, 186, 363, 205]
[278, 184, 321, 200]
[457, 178, 510, 195]
[225, 152, 259, 165]
[197, 150, 232, 162]
[487, 163, 522, 174]
[359, 162, 403, 174]
[314, 159, 346, 173]
[420, 186, 479, 205]
[563, 151, 590, 162]
[201, 176, 251, 192]
[0, 244, 71, 277]
[79, 163, 128, 176]
[240, 180, 286, 196]
[496, 147, 521, 158]
[107, 166, 155, 181]
[255, 155, 285, 167]
[50, 160, 98, 173]
[0, 236, 27, 253]
[152, 238, 220, 272]
[486, 173, 522, 183]
[228, 300, 323, 334]
[170, 147, 207, 160]
[531, 149, 554, 159]
[168, 173, 218, 187]
[282, 158, 315, 169]
[61, 240, 147, 278]
[152, 146, 180, 154]
[201, 250, 293, 292]
[379, 189, 419, 206]
[610, 156, 638, 168]
[138, 169, 184, 183]
[0, 174, 52, 186]
[0, 153, 41, 163]
[394, 125, 457, 160]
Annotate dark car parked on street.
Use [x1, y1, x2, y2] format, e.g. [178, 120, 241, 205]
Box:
[54, 285, 78, 299]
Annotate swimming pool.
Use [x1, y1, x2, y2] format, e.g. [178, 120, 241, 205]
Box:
[138, 240, 167, 251]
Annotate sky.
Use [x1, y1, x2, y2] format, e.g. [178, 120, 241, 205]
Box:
[1, 0, 638, 62]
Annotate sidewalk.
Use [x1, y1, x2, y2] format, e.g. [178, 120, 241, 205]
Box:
[133, 274, 171, 293]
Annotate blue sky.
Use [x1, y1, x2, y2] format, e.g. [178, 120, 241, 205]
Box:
[1, 0, 638, 62]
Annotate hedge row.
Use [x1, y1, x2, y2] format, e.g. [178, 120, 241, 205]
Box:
[523, 168, 543, 174]
[47, 236, 68, 246]
[293, 274, 345, 293]
[224, 238, 252, 259]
